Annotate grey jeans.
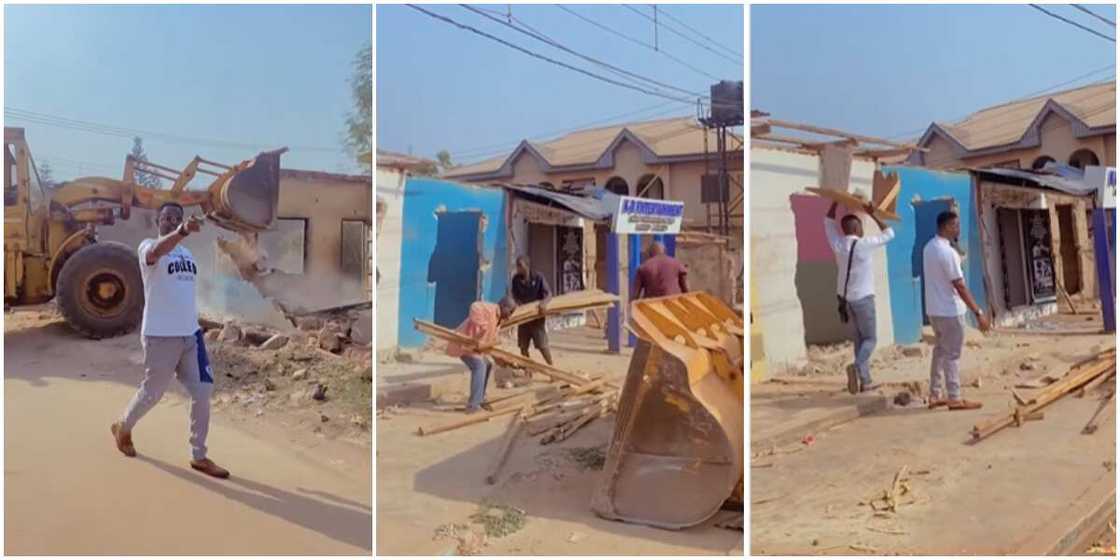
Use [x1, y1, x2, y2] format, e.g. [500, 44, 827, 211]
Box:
[120, 332, 214, 460]
[848, 295, 877, 385]
[929, 314, 965, 400]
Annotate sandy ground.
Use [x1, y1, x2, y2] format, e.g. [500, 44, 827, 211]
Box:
[4, 307, 373, 555]
[752, 313, 1116, 555]
[376, 327, 744, 556]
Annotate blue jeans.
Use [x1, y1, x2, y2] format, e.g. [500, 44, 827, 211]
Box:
[849, 295, 877, 385]
[460, 355, 492, 409]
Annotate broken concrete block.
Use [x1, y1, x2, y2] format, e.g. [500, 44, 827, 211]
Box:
[219, 324, 242, 343]
[297, 317, 324, 331]
[318, 328, 344, 353]
[292, 368, 308, 381]
[350, 312, 372, 345]
[259, 334, 289, 351]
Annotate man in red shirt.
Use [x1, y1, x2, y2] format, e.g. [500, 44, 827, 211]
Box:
[633, 241, 689, 299]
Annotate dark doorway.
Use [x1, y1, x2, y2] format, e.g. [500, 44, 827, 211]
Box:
[428, 211, 483, 328]
[997, 208, 1029, 309]
[1056, 205, 1082, 295]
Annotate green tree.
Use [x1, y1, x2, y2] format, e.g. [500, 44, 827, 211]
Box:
[436, 150, 455, 172]
[345, 44, 372, 173]
[129, 137, 162, 187]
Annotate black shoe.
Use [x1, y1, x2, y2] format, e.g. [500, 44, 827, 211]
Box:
[846, 364, 860, 395]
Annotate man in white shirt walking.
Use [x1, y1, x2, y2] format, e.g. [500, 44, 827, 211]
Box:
[110, 202, 230, 478]
[922, 211, 990, 410]
[825, 201, 895, 394]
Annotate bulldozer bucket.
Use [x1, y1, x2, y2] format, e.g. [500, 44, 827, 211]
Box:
[208, 149, 284, 232]
[592, 292, 744, 530]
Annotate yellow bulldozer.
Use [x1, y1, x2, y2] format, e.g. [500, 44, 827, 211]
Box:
[4, 127, 285, 338]
[592, 291, 744, 529]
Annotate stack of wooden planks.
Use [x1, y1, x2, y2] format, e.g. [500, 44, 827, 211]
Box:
[413, 318, 619, 484]
[971, 347, 1116, 443]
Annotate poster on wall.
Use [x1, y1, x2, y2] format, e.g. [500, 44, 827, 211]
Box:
[1022, 209, 1057, 303]
[557, 226, 584, 295]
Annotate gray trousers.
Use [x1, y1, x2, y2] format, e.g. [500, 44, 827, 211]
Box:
[120, 334, 213, 460]
[848, 295, 877, 385]
[929, 314, 965, 400]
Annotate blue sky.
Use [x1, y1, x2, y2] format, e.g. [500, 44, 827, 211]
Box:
[376, 4, 744, 164]
[751, 4, 1117, 141]
[5, 4, 371, 181]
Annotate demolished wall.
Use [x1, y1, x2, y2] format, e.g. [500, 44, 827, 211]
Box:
[751, 147, 894, 373]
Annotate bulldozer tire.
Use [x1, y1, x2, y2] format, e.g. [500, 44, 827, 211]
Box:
[56, 242, 144, 339]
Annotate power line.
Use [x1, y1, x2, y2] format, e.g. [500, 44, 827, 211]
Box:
[884, 67, 1116, 140]
[555, 6, 721, 82]
[462, 5, 704, 100]
[454, 107, 694, 164]
[657, 6, 743, 60]
[449, 101, 683, 159]
[622, 4, 742, 65]
[407, 4, 699, 107]
[1073, 4, 1116, 27]
[5, 107, 340, 153]
[1029, 4, 1115, 42]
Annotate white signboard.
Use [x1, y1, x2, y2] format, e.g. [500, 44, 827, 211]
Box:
[1085, 166, 1117, 209]
[612, 196, 685, 234]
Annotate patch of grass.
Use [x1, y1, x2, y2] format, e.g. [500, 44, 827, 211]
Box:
[567, 446, 607, 470]
[469, 502, 526, 538]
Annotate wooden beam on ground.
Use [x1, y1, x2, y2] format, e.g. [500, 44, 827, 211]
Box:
[485, 408, 526, 485]
[971, 351, 1115, 442]
[1082, 391, 1115, 435]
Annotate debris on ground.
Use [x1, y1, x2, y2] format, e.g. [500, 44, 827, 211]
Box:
[566, 445, 607, 470]
[893, 391, 912, 406]
[202, 315, 371, 443]
[469, 502, 527, 538]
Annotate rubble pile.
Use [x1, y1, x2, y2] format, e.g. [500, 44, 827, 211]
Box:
[201, 315, 372, 442]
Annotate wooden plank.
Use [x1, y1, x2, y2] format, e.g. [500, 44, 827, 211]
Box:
[414, 319, 596, 387]
[485, 408, 526, 484]
[804, 187, 901, 222]
[1082, 391, 1115, 435]
[972, 354, 1115, 442]
[766, 118, 926, 151]
[503, 289, 619, 330]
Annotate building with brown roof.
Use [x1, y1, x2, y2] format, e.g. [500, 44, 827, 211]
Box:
[907, 81, 1116, 170]
[443, 116, 743, 231]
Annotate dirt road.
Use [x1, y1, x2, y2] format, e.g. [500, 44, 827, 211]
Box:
[752, 315, 1115, 555]
[377, 327, 743, 556]
[4, 308, 372, 555]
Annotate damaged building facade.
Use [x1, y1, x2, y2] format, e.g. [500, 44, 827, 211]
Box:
[751, 110, 1115, 379]
[101, 167, 372, 333]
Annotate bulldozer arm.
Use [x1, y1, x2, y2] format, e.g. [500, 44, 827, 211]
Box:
[591, 292, 744, 530]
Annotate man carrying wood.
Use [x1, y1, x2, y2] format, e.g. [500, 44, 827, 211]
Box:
[922, 211, 990, 410]
[510, 256, 554, 366]
[446, 297, 517, 413]
[825, 201, 895, 394]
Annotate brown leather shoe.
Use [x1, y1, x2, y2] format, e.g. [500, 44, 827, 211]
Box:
[110, 422, 136, 457]
[928, 398, 949, 409]
[190, 458, 230, 479]
[948, 399, 983, 410]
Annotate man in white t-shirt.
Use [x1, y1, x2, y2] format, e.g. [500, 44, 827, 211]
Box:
[922, 211, 990, 411]
[110, 202, 230, 479]
[825, 201, 896, 394]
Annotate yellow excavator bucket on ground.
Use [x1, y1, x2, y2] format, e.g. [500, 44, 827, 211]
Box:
[592, 291, 744, 529]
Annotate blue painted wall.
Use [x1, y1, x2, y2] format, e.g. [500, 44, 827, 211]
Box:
[883, 166, 987, 344]
[396, 178, 509, 348]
